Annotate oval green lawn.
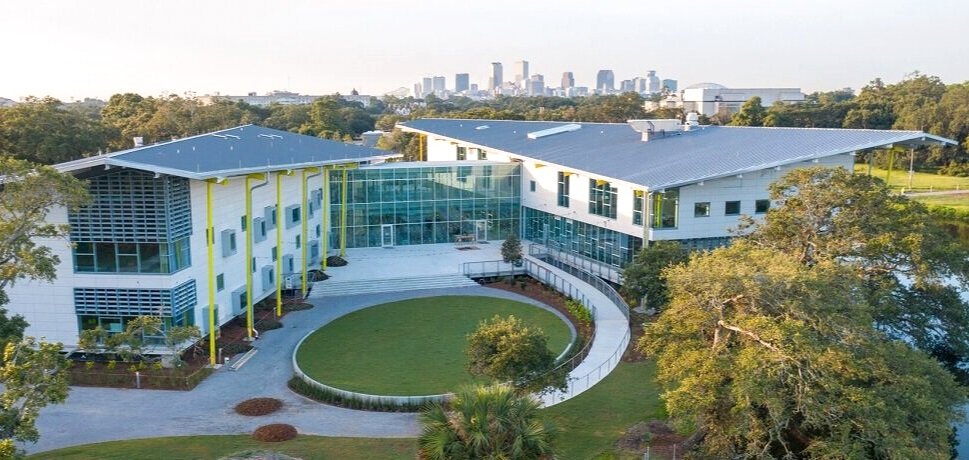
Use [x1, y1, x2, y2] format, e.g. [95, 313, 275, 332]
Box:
[295, 295, 573, 395]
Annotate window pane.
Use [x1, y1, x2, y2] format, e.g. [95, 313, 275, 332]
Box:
[139, 244, 161, 273]
[694, 202, 711, 217]
[95, 243, 116, 272]
[755, 199, 771, 213]
[725, 201, 741, 215]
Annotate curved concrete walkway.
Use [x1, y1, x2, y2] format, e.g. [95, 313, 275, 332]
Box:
[28, 286, 581, 454]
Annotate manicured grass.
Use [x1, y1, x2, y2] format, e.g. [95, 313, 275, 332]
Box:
[544, 360, 666, 460]
[853, 164, 969, 191]
[912, 193, 969, 211]
[28, 435, 417, 460]
[29, 362, 663, 460]
[296, 295, 572, 395]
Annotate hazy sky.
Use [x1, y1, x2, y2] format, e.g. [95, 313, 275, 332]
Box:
[2, 0, 968, 101]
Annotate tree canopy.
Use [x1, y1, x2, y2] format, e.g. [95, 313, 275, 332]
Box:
[466, 315, 565, 394]
[620, 240, 689, 311]
[740, 167, 969, 379]
[729, 96, 766, 126]
[638, 242, 965, 458]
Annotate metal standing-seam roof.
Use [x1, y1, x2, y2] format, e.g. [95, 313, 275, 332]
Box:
[56, 125, 397, 180]
[399, 119, 955, 189]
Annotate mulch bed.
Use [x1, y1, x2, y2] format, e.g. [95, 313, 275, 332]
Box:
[484, 277, 594, 342]
[615, 420, 686, 457]
[252, 424, 298, 442]
[235, 397, 283, 416]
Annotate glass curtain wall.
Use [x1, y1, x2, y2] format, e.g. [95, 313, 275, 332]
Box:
[523, 207, 643, 267]
[329, 163, 521, 248]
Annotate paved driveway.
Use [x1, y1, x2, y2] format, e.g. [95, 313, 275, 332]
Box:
[29, 286, 566, 454]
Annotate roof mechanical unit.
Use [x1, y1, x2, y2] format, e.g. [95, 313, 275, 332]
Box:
[527, 124, 582, 140]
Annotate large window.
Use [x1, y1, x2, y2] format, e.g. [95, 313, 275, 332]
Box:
[523, 207, 642, 267]
[755, 199, 771, 214]
[589, 179, 617, 219]
[632, 190, 644, 226]
[477, 149, 488, 160]
[651, 188, 679, 229]
[557, 172, 570, 207]
[694, 202, 711, 217]
[456, 146, 467, 160]
[74, 238, 191, 274]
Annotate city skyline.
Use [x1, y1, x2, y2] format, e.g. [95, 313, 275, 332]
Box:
[2, 0, 968, 101]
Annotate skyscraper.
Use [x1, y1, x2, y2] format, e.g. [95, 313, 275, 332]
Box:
[620, 80, 634, 92]
[562, 72, 575, 89]
[421, 77, 433, 96]
[432, 76, 446, 92]
[596, 70, 615, 93]
[561, 72, 575, 89]
[490, 62, 503, 91]
[529, 74, 544, 96]
[455, 73, 470, 92]
[646, 71, 660, 93]
[662, 79, 678, 92]
[513, 60, 529, 85]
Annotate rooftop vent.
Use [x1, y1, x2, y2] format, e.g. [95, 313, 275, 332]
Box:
[475, 125, 490, 130]
[627, 119, 682, 142]
[527, 123, 582, 140]
[133, 137, 144, 147]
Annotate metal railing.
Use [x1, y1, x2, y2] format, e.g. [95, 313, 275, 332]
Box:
[463, 254, 631, 406]
[528, 243, 624, 284]
[528, 245, 630, 320]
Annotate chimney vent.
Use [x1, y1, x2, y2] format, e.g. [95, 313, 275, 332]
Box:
[133, 137, 144, 147]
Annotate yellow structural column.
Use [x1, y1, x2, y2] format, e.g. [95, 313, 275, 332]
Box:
[275, 170, 293, 317]
[321, 167, 329, 271]
[301, 167, 321, 297]
[205, 178, 226, 366]
[244, 173, 266, 340]
[340, 167, 349, 257]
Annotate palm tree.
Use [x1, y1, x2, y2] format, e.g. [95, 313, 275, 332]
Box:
[418, 384, 555, 460]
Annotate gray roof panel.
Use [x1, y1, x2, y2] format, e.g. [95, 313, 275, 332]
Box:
[59, 125, 393, 179]
[401, 119, 954, 189]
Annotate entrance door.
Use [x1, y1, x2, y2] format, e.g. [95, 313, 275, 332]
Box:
[381, 224, 394, 247]
[475, 220, 488, 242]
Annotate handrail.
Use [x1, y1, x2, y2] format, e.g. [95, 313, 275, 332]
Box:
[463, 255, 631, 405]
[527, 242, 623, 284]
[526, 246, 630, 320]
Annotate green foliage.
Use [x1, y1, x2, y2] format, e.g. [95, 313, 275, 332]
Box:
[0, 97, 111, 164]
[639, 242, 965, 458]
[76, 316, 200, 367]
[466, 315, 565, 394]
[500, 233, 523, 264]
[0, 158, 89, 307]
[418, 384, 555, 460]
[0, 337, 70, 446]
[620, 241, 689, 311]
[728, 96, 766, 126]
[740, 167, 969, 378]
[564, 299, 591, 326]
[286, 376, 424, 412]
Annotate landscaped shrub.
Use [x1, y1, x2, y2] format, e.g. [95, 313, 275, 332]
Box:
[255, 318, 283, 331]
[234, 397, 283, 416]
[566, 298, 593, 326]
[326, 255, 348, 267]
[251, 423, 297, 442]
[287, 376, 426, 413]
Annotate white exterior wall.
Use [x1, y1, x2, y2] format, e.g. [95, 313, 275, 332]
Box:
[4, 169, 325, 348]
[682, 87, 805, 116]
[649, 153, 854, 241]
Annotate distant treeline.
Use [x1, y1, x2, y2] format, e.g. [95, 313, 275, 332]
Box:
[1, 72, 967, 171]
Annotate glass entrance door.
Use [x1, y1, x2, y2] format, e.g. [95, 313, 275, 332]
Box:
[381, 224, 394, 247]
[475, 220, 488, 242]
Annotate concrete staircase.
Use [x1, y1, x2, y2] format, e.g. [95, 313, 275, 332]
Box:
[308, 274, 479, 297]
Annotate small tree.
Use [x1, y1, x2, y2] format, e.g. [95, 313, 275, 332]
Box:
[501, 233, 523, 265]
[620, 241, 689, 312]
[466, 315, 565, 394]
[418, 384, 555, 460]
[0, 337, 70, 452]
[75, 316, 200, 367]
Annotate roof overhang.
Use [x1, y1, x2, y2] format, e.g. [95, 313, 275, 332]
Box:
[56, 153, 401, 181]
[648, 132, 958, 190]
